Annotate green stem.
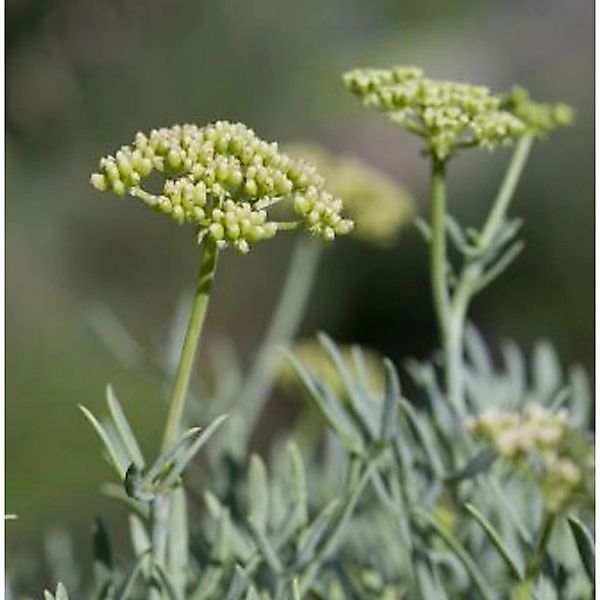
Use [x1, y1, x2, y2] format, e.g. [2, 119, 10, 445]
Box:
[478, 135, 533, 249]
[430, 157, 466, 414]
[433, 137, 534, 416]
[430, 157, 450, 335]
[240, 237, 322, 439]
[161, 238, 219, 450]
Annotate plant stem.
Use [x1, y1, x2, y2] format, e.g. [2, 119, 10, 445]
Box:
[431, 137, 534, 416]
[161, 238, 219, 450]
[430, 157, 450, 336]
[430, 157, 465, 413]
[478, 135, 533, 249]
[240, 237, 322, 438]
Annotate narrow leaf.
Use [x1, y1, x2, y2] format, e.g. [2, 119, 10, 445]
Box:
[414, 509, 495, 600]
[80, 405, 126, 478]
[114, 552, 148, 600]
[465, 503, 523, 580]
[283, 350, 364, 455]
[445, 448, 497, 483]
[247, 517, 283, 574]
[567, 515, 595, 586]
[160, 415, 228, 488]
[106, 385, 145, 469]
[380, 358, 400, 442]
[248, 454, 269, 532]
[296, 499, 340, 566]
[398, 399, 444, 477]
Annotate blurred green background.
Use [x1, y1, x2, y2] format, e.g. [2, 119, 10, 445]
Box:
[6, 0, 593, 592]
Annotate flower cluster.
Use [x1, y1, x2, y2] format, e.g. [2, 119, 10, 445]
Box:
[343, 66, 572, 159]
[284, 142, 413, 246]
[279, 338, 385, 399]
[502, 86, 574, 136]
[468, 404, 594, 512]
[90, 121, 353, 253]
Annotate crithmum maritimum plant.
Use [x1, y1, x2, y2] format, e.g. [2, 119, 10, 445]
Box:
[77, 122, 353, 599]
[36, 65, 592, 600]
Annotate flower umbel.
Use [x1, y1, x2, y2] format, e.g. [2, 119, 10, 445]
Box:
[90, 121, 354, 253]
[284, 142, 414, 247]
[468, 404, 594, 512]
[343, 66, 573, 160]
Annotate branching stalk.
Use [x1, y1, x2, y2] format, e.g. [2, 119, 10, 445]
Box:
[430, 137, 534, 415]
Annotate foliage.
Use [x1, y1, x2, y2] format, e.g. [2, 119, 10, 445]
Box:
[9, 64, 593, 600]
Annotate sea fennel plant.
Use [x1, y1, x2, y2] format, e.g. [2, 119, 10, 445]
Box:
[72, 121, 354, 600]
[38, 67, 593, 600]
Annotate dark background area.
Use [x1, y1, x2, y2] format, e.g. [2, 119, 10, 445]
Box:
[6, 0, 593, 590]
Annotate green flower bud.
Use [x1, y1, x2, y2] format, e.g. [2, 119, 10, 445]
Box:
[90, 121, 353, 252]
[344, 66, 573, 160]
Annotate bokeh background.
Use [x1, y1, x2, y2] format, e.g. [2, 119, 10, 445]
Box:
[6, 0, 593, 593]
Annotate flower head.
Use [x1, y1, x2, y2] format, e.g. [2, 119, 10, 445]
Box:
[468, 404, 594, 512]
[343, 66, 572, 160]
[91, 121, 353, 253]
[284, 142, 414, 247]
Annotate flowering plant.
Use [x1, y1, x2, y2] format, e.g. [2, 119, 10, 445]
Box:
[34, 66, 592, 600]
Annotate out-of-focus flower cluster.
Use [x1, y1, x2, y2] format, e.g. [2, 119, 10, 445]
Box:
[279, 339, 385, 400]
[284, 143, 414, 247]
[90, 121, 353, 253]
[503, 86, 574, 135]
[343, 66, 573, 160]
[468, 404, 594, 512]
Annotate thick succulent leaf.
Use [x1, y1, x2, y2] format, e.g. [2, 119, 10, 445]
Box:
[380, 358, 400, 442]
[106, 385, 145, 469]
[248, 454, 269, 532]
[464, 324, 493, 377]
[223, 565, 250, 600]
[247, 517, 283, 574]
[44, 583, 69, 600]
[142, 428, 201, 489]
[568, 365, 592, 428]
[283, 349, 364, 455]
[414, 509, 495, 600]
[474, 241, 524, 294]
[92, 517, 113, 583]
[567, 515, 595, 586]
[114, 552, 148, 600]
[286, 441, 308, 527]
[154, 563, 185, 600]
[160, 414, 228, 489]
[465, 503, 523, 580]
[398, 399, 444, 478]
[168, 487, 189, 595]
[317, 333, 379, 440]
[79, 404, 127, 478]
[532, 340, 562, 401]
[296, 499, 340, 566]
[445, 448, 497, 483]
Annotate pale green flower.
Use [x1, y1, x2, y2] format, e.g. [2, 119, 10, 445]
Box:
[91, 121, 353, 253]
[468, 404, 594, 512]
[343, 66, 572, 160]
[284, 142, 413, 247]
